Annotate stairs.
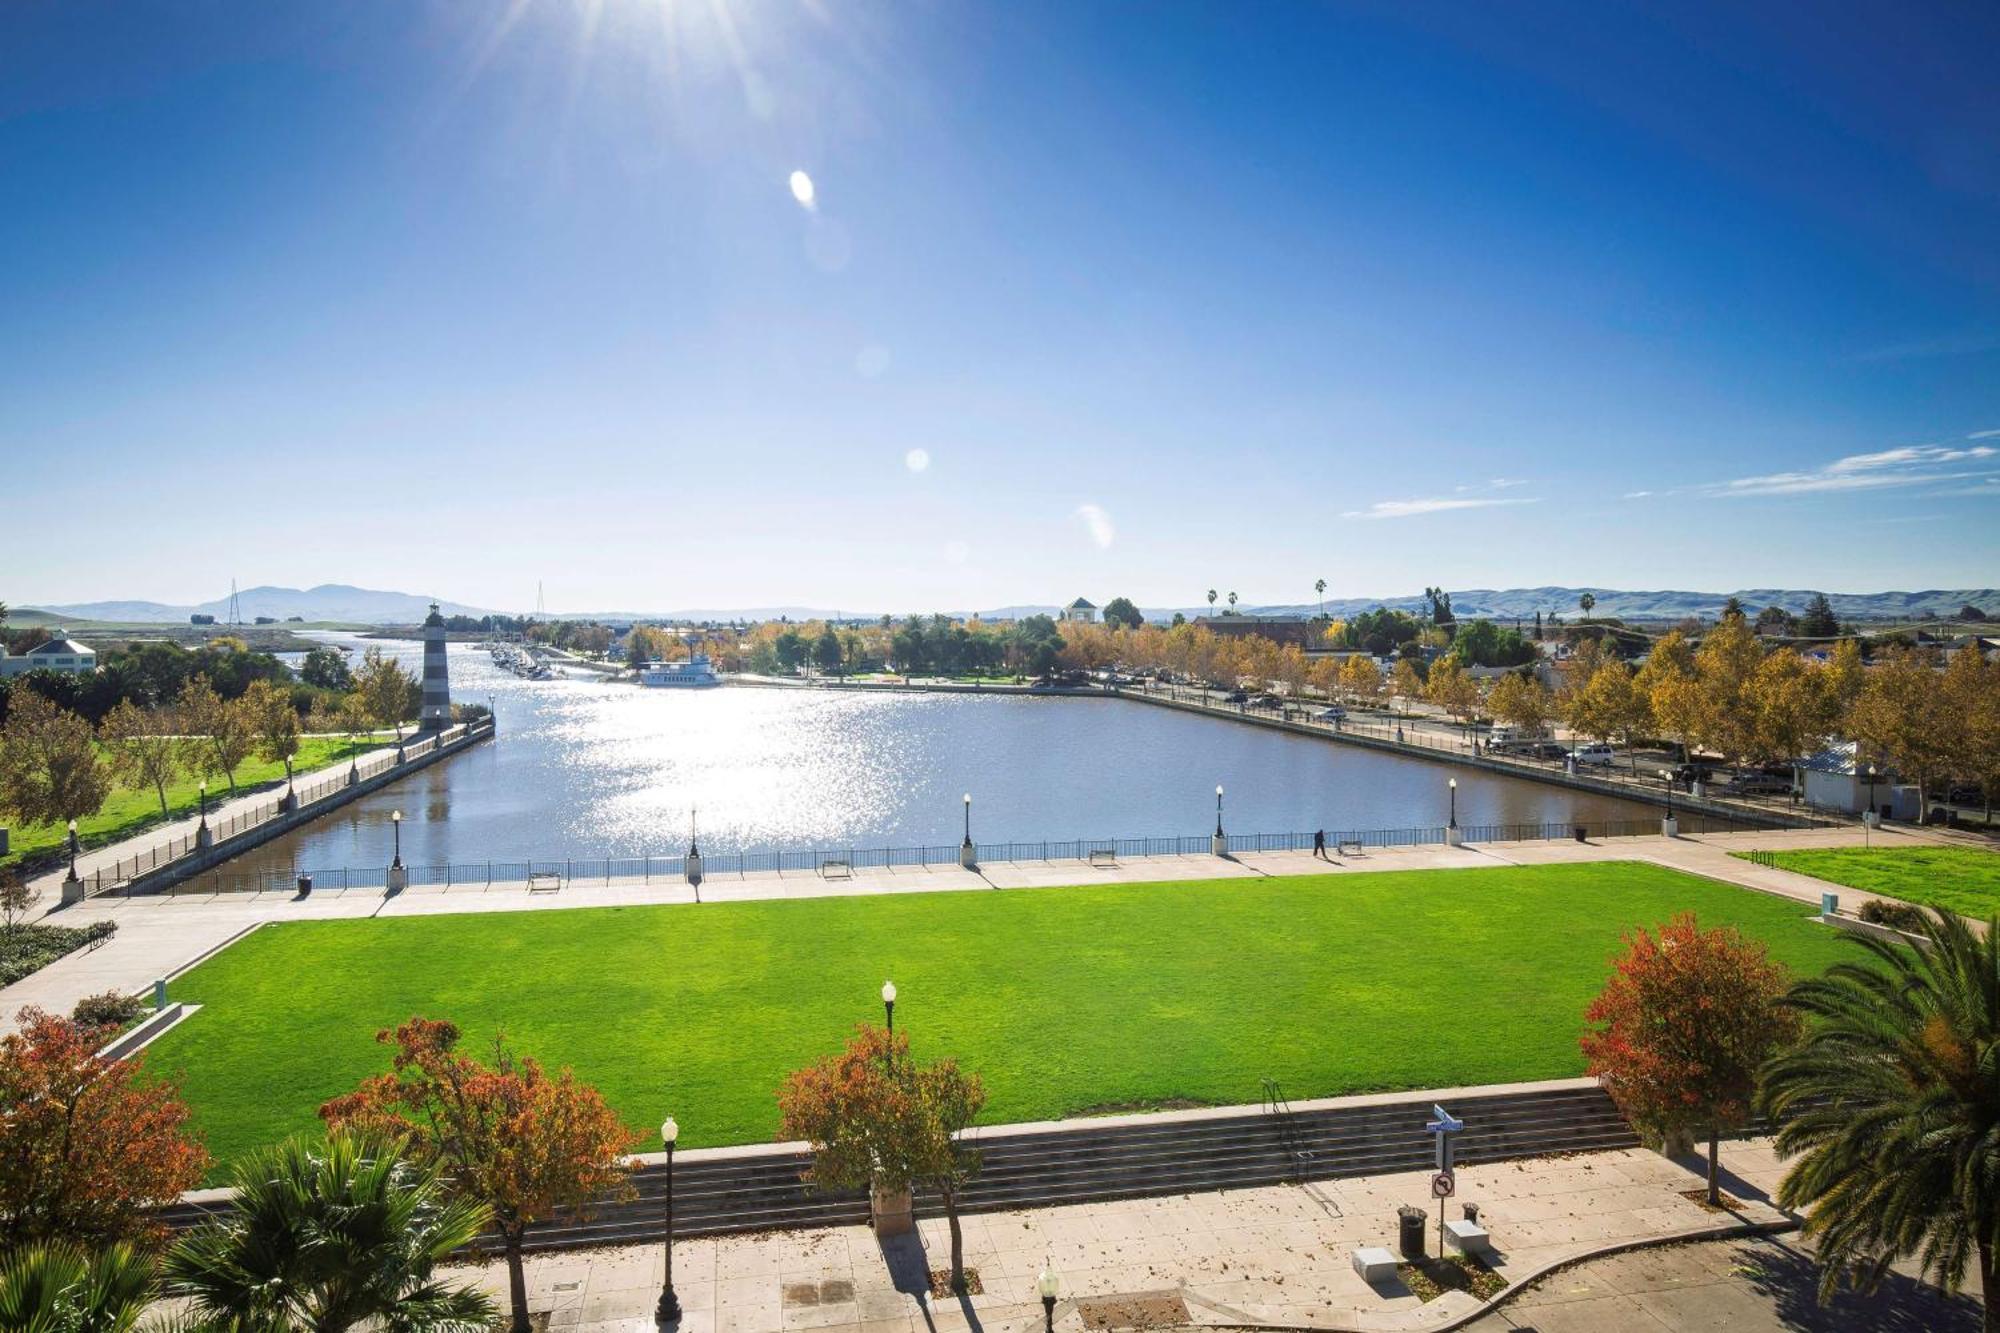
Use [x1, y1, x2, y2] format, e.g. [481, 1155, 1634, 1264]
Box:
[157, 1083, 1637, 1252]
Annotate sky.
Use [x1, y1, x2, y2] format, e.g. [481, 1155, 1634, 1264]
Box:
[3, 0, 1997, 616]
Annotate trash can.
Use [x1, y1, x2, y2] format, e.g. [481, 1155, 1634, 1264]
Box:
[1462, 1202, 1480, 1224]
[297, 874, 312, 894]
[1574, 824, 1588, 842]
[1398, 1205, 1427, 1260]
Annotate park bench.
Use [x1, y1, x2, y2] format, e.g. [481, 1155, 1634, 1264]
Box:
[1336, 838, 1364, 857]
[1087, 848, 1118, 868]
[526, 871, 563, 894]
[819, 860, 853, 881]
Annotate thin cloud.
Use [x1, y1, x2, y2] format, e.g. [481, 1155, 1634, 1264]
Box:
[1074, 503, 1115, 548]
[1970, 428, 2000, 440]
[1342, 496, 1541, 520]
[1717, 444, 1996, 497]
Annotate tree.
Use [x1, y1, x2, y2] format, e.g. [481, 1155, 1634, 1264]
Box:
[777, 1025, 988, 1294]
[0, 691, 111, 835]
[1314, 579, 1327, 620]
[98, 700, 181, 818]
[243, 679, 302, 790]
[1848, 646, 1952, 809]
[1581, 915, 1800, 1206]
[1206, 589, 1217, 613]
[0, 1241, 155, 1333]
[1226, 591, 1238, 614]
[1797, 593, 1840, 639]
[1101, 597, 1144, 630]
[1424, 655, 1481, 726]
[1578, 591, 1596, 619]
[1743, 649, 1834, 770]
[1338, 654, 1382, 706]
[1, 870, 38, 931]
[319, 1017, 638, 1333]
[1691, 614, 1765, 764]
[176, 675, 255, 794]
[0, 1008, 209, 1247]
[1486, 671, 1553, 737]
[352, 649, 417, 740]
[300, 646, 354, 691]
[1754, 605, 1795, 637]
[163, 1132, 495, 1333]
[1390, 657, 1425, 708]
[1762, 908, 2000, 1322]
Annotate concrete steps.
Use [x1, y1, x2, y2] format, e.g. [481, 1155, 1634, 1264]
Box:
[157, 1084, 1637, 1252]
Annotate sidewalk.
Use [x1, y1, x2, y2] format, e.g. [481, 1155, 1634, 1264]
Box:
[439, 1136, 1796, 1333]
[2, 825, 1955, 1032]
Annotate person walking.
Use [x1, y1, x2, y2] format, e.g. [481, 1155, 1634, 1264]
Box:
[1313, 828, 1329, 860]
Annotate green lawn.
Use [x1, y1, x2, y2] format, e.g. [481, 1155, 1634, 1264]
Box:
[147, 862, 1849, 1173]
[1735, 846, 2000, 919]
[2, 734, 394, 869]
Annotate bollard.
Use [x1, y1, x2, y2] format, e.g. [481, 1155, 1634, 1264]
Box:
[1821, 891, 1838, 919]
[153, 978, 168, 1010]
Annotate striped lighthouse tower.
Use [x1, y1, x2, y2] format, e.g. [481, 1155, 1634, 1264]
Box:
[419, 601, 451, 730]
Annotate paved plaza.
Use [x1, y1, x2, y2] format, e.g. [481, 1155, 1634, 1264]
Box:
[433, 1136, 1820, 1333]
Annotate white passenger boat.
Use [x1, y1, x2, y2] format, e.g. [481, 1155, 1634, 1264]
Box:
[639, 653, 720, 687]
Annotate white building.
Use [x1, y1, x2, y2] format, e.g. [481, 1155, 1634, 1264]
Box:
[1059, 597, 1099, 624]
[0, 638, 98, 679]
[1799, 741, 1918, 820]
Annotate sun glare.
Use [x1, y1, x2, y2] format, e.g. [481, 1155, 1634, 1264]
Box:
[789, 169, 817, 210]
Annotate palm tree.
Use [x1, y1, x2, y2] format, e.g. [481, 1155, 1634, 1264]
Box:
[1227, 591, 1238, 614]
[0, 1241, 154, 1333]
[1206, 589, 1217, 613]
[163, 1133, 495, 1333]
[1579, 591, 1596, 619]
[1315, 579, 1327, 620]
[1761, 907, 2000, 1325]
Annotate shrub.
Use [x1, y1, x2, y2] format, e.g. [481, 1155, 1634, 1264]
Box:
[1857, 898, 1930, 934]
[0, 919, 116, 987]
[71, 991, 148, 1031]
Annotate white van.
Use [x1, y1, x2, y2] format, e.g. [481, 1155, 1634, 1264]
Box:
[1570, 742, 1616, 767]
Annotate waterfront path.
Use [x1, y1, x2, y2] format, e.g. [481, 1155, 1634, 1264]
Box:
[4, 823, 1964, 1031]
[425, 1133, 1823, 1333]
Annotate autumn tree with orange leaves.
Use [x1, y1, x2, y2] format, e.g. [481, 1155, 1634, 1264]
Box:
[777, 1024, 986, 1293]
[320, 1017, 638, 1333]
[0, 1007, 209, 1248]
[1580, 915, 1801, 1205]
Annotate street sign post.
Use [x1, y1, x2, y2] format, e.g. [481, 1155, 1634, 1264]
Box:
[1425, 1105, 1463, 1255]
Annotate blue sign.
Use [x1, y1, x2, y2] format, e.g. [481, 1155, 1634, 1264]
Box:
[1426, 1103, 1463, 1172]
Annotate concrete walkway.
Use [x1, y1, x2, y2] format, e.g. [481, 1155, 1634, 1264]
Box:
[434, 1136, 1799, 1333]
[2, 825, 1966, 1031]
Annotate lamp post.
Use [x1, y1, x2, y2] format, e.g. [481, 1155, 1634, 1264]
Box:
[1213, 784, 1226, 856]
[1446, 777, 1461, 846]
[197, 780, 208, 825]
[882, 980, 896, 1036]
[1037, 1266, 1061, 1333]
[960, 793, 975, 869]
[962, 793, 972, 846]
[66, 818, 79, 884]
[655, 1116, 680, 1327]
[1863, 764, 1878, 849]
[391, 810, 403, 869]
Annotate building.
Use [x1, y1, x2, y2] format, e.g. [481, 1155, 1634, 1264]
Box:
[1799, 742, 1918, 820]
[1059, 597, 1098, 624]
[418, 602, 451, 730]
[1192, 614, 1321, 649]
[0, 637, 98, 678]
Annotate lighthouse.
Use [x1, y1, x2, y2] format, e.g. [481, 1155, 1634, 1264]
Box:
[419, 601, 451, 730]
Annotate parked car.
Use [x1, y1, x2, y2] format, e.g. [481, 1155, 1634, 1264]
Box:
[1723, 771, 1794, 796]
[1524, 740, 1570, 761]
[1223, 689, 1249, 704]
[1487, 726, 1549, 754]
[1251, 693, 1283, 710]
[1314, 706, 1347, 722]
[1570, 743, 1616, 767]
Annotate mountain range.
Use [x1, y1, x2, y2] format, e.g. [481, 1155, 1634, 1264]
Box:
[20, 584, 1995, 627]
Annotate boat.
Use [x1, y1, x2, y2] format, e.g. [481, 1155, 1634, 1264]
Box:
[639, 653, 720, 687]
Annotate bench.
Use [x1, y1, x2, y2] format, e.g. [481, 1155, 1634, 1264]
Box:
[526, 872, 563, 894]
[1351, 1246, 1397, 1284]
[819, 860, 853, 881]
[1444, 1218, 1492, 1258]
[1087, 848, 1118, 868]
[1336, 838, 1364, 857]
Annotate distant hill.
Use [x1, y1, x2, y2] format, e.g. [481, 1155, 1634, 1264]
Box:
[1253, 587, 1998, 623]
[34, 584, 496, 625]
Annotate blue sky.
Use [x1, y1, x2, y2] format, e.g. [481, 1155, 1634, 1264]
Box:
[3, 0, 1996, 614]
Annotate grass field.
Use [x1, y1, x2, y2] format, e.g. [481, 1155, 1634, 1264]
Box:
[146, 862, 1849, 1173]
[1736, 846, 2000, 919]
[2, 734, 393, 868]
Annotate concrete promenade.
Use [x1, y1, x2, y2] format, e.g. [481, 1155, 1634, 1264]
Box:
[435, 1134, 1802, 1333]
[2, 822, 1966, 1031]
